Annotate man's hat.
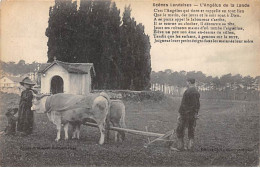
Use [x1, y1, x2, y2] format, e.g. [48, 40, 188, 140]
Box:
[187, 78, 195, 84]
[20, 77, 35, 86]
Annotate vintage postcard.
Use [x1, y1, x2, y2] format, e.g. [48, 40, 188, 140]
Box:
[0, 0, 259, 167]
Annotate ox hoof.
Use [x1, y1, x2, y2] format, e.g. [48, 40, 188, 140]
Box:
[65, 138, 69, 141]
[55, 138, 60, 142]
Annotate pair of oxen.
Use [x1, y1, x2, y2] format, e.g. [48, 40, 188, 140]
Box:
[31, 92, 126, 145]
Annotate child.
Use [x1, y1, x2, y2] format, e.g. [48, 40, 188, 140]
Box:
[4, 108, 18, 135]
[17, 77, 36, 136]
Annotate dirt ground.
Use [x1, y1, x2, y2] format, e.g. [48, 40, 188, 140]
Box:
[0, 92, 259, 166]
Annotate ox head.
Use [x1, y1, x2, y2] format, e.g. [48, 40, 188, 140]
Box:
[31, 91, 50, 113]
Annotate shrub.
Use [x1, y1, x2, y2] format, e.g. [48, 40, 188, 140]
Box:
[92, 90, 165, 101]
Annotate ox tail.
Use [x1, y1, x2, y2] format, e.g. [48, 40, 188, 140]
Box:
[119, 102, 126, 141]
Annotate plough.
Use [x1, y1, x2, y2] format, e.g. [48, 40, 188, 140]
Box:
[84, 122, 175, 147]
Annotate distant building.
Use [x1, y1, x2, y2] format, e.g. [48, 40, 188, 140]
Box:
[38, 60, 95, 95]
[252, 81, 259, 91]
[0, 76, 24, 94]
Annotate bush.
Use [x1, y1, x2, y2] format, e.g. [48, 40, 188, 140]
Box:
[92, 90, 165, 101]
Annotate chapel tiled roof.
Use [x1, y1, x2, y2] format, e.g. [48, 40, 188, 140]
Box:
[38, 60, 95, 75]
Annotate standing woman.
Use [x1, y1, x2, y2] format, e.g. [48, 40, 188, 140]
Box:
[17, 77, 36, 136]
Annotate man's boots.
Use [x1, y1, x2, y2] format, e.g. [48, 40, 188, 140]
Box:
[188, 138, 194, 151]
[177, 137, 184, 150]
[170, 137, 184, 151]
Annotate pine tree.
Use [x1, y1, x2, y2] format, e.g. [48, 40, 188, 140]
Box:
[119, 5, 151, 90]
[46, 1, 151, 90]
[106, 2, 121, 89]
[133, 24, 151, 90]
[46, 0, 77, 62]
[89, 0, 111, 89]
[120, 5, 135, 89]
[77, 0, 93, 63]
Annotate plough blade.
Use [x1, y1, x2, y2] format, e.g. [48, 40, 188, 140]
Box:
[144, 129, 175, 148]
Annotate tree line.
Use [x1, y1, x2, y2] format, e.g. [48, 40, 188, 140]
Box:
[1, 60, 259, 93]
[151, 70, 260, 91]
[0, 60, 40, 76]
[45, 0, 151, 90]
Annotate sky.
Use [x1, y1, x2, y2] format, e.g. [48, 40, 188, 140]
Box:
[1, 0, 259, 77]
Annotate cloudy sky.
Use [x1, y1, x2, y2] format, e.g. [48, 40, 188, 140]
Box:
[1, 0, 259, 77]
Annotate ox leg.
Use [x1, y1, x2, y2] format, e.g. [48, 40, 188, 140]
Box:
[118, 127, 126, 142]
[120, 131, 126, 142]
[64, 123, 69, 140]
[72, 124, 77, 139]
[55, 124, 61, 142]
[116, 128, 125, 142]
[55, 117, 62, 142]
[112, 122, 119, 142]
[76, 124, 81, 139]
[115, 131, 119, 142]
[105, 118, 110, 142]
[97, 123, 106, 145]
[112, 122, 125, 142]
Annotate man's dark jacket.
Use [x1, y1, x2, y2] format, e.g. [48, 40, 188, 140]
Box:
[178, 87, 200, 117]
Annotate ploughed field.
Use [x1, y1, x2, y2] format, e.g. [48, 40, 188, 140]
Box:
[0, 92, 259, 166]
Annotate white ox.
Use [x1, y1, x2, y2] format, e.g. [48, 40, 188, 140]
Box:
[107, 100, 126, 142]
[78, 99, 127, 142]
[31, 92, 110, 145]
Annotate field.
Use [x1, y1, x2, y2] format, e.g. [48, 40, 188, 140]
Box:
[0, 92, 259, 166]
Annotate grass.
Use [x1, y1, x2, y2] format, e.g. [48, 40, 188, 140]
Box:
[0, 92, 259, 166]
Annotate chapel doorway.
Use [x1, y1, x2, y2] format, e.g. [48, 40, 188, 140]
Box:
[50, 76, 64, 94]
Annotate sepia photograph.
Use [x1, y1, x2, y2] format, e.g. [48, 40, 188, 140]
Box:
[0, 0, 259, 167]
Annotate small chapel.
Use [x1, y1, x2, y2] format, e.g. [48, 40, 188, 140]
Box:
[38, 59, 95, 95]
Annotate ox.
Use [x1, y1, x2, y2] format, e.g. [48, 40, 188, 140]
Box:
[61, 99, 127, 143]
[31, 92, 110, 145]
[107, 100, 126, 142]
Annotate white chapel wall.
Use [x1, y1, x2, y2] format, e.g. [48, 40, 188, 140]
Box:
[40, 65, 70, 94]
